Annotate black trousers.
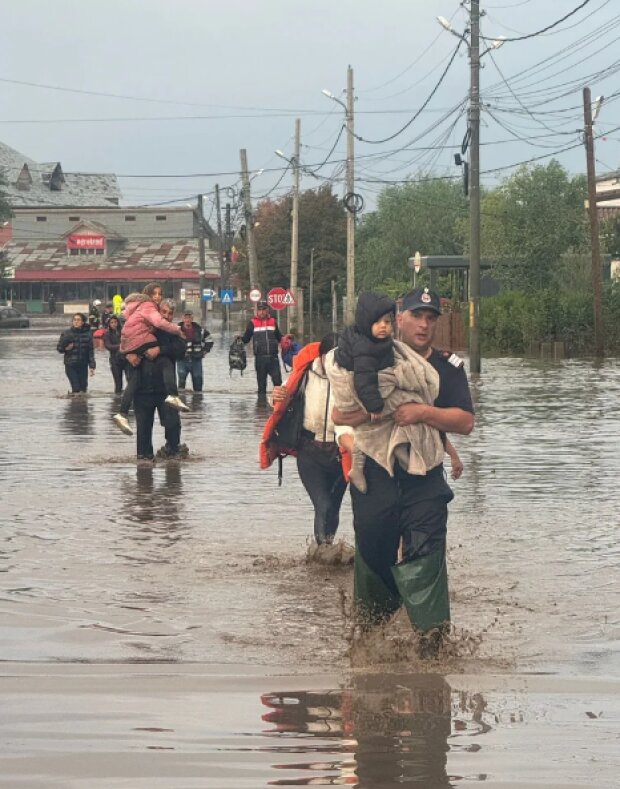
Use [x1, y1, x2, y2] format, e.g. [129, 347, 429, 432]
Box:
[296, 439, 347, 544]
[350, 458, 454, 598]
[121, 357, 177, 415]
[110, 359, 125, 394]
[134, 393, 181, 458]
[65, 363, 89, 393]
[255, 355, 281, 394]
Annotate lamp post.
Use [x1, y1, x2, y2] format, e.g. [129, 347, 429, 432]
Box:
[437, 9, 504, 373]
[322, 66, 355, 325]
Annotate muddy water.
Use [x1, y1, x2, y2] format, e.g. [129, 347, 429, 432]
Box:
[1, 323, 619, 787]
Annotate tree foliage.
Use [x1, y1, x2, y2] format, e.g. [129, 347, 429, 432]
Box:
[356, 179, 468, 291]
[480, 161, 588, 291]
[250, 185, 346, 310]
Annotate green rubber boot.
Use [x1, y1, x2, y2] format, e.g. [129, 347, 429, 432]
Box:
[353, 545, 401, 626]
[391, 548, 450, 634]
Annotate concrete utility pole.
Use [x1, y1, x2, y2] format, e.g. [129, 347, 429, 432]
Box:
[197, 193, 207, 327]
[468, 0, 482, 374]
[345, 65, 355, 326]
[583, 86, 605, 358]
[214, 184, 226, 321]
[309, 246, 315, 339]
[289, 117, 301, 332]
[240, 149, 259, 292]
[223, 201, 232, 327]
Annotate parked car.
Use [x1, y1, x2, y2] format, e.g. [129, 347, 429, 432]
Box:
[0, 307, 30, 328]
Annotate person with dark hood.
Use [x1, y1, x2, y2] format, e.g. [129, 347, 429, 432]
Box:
[48, 292, 56, 315]
[103, 315, 125, 394]
[101, 302, 114, 329]
[57, 312, 96, 394]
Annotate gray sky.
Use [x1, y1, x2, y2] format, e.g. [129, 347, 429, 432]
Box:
[1, 0, 619, 216]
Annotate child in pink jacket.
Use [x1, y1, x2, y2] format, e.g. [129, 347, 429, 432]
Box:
[112, 284, 187, 436]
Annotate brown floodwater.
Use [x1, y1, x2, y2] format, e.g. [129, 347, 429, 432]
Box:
[1, 320, 619, 787]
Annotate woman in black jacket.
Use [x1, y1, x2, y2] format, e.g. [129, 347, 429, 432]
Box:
[103, 315, 124, 393]
[57, 313, 96, 394]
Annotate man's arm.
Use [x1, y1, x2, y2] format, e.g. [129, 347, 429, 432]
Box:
[241, 321, 254, 344]
[274, 323, 283, 343]
[393, 403, 474, 435]
[331, 406, 370, 428]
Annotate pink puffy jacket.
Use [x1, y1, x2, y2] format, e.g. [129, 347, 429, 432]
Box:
[120, 295, 182, 354]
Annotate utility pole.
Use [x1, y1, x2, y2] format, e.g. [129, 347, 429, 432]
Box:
[583, 86, 604, 358]
[289, 117, 301, 333]
[240, 149, 259, 293]
[345, 65, 355, 326]
[197, 193, 207, 327]
[468, 0, 482, 374]
[224, 201, 232, 327]
[309, 247, 315, 339]
[214, 184, 225, 323]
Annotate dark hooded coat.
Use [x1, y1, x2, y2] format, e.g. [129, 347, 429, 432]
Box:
[334, 291, 396, 414]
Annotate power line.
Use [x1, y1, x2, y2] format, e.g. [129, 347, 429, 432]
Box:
[480, 0, 592, 42]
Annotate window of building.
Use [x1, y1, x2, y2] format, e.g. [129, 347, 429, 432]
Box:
[156, 215, 167, 221]
[125, 215, 136, 222]
[67, 247, 106, 257]
[36, 216, 47, 222]
[68, 216, 80, 222]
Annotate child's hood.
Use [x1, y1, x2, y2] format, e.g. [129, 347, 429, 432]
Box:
[354, 292, 396, 339]
[123, 292, 151, 318]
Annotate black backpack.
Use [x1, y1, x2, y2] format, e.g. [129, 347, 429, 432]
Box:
[229, 337, 247, 376]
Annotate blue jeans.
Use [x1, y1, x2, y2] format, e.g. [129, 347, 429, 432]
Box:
[177, 358, 203, 391]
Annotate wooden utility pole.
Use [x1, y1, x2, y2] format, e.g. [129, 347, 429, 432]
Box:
[197, 193, 207, 326]
[214, 184, 225, 322]
[309, 247, 315, 339]
[240, 149, 259, 292]
[345, 65, 355, 326]
[289, 118, 300, 332]
[468, 0, 482, 373]
[583, 86, 604, 358]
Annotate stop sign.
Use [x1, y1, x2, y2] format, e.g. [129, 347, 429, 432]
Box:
[267, 287, 288, 311]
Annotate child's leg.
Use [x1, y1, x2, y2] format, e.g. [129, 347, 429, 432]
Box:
[119, 364, 138, 415]
[159, 356, 178, 396]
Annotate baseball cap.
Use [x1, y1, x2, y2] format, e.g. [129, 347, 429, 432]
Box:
[401, 287, 441, 315]
[257, 300, 269, 309]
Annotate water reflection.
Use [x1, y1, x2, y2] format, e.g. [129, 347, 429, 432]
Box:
[61, 395, 94, 437]
[121, 463, 184, 532]
[261, 675, 490, 787]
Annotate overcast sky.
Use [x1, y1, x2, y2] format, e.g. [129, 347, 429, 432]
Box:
[1, 0, 618, 216]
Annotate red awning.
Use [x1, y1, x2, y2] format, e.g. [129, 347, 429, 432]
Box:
[14, 269, 218, 282]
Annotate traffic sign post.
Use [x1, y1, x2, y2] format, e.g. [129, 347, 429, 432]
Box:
[267, 287, 297, 311]
[202, 288, 214, 302]
[220, 289, 234, 304]
[249, 288, 262, 303]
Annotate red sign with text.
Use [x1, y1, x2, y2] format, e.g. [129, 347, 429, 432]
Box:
[67, 234, 106, 250]
[267, 287, 296, 310]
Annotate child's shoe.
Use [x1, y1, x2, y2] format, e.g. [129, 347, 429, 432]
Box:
[165, 395, 189, 412]
[113, 413, 133, 435]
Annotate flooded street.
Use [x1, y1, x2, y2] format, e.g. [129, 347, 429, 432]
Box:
[1, 321, 619, 787]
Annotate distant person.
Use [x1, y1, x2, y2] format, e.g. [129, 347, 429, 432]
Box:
[240, 300, 282, 396]
[48, 292, 56, 315]
[177, 310, 213, 392]
[101, 303, 114, 329]
[112, 293, 123, 316]
[280, 333, 301, 371]
[88, 299, 102, 330]
[57, 313, 96, 394]
[103, 315, 125, 394]
[112, 282, 187, 435]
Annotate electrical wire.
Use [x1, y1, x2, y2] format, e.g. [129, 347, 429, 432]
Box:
[479, 0, 592, 42]
[354, 40, 464, 145]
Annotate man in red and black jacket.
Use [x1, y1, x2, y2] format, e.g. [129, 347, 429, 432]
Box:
[241, 300, 282, 395]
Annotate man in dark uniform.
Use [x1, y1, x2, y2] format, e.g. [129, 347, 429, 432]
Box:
[133, 300, 188, 462]
[333, 287, 474, 654]
[240, 300, 282, 396]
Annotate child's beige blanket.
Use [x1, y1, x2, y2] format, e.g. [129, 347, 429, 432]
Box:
[325, 340, 444, 476]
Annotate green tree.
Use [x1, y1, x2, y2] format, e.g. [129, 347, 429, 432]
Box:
[252, 185, 346, 312]
[601, 214, 620, 258]
[480, 161, 588, 291]
[356, 178, 468, 292]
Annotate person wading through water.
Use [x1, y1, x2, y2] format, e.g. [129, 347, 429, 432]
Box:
[332, 287, 474, 657]
[240, 300, 282, 398]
